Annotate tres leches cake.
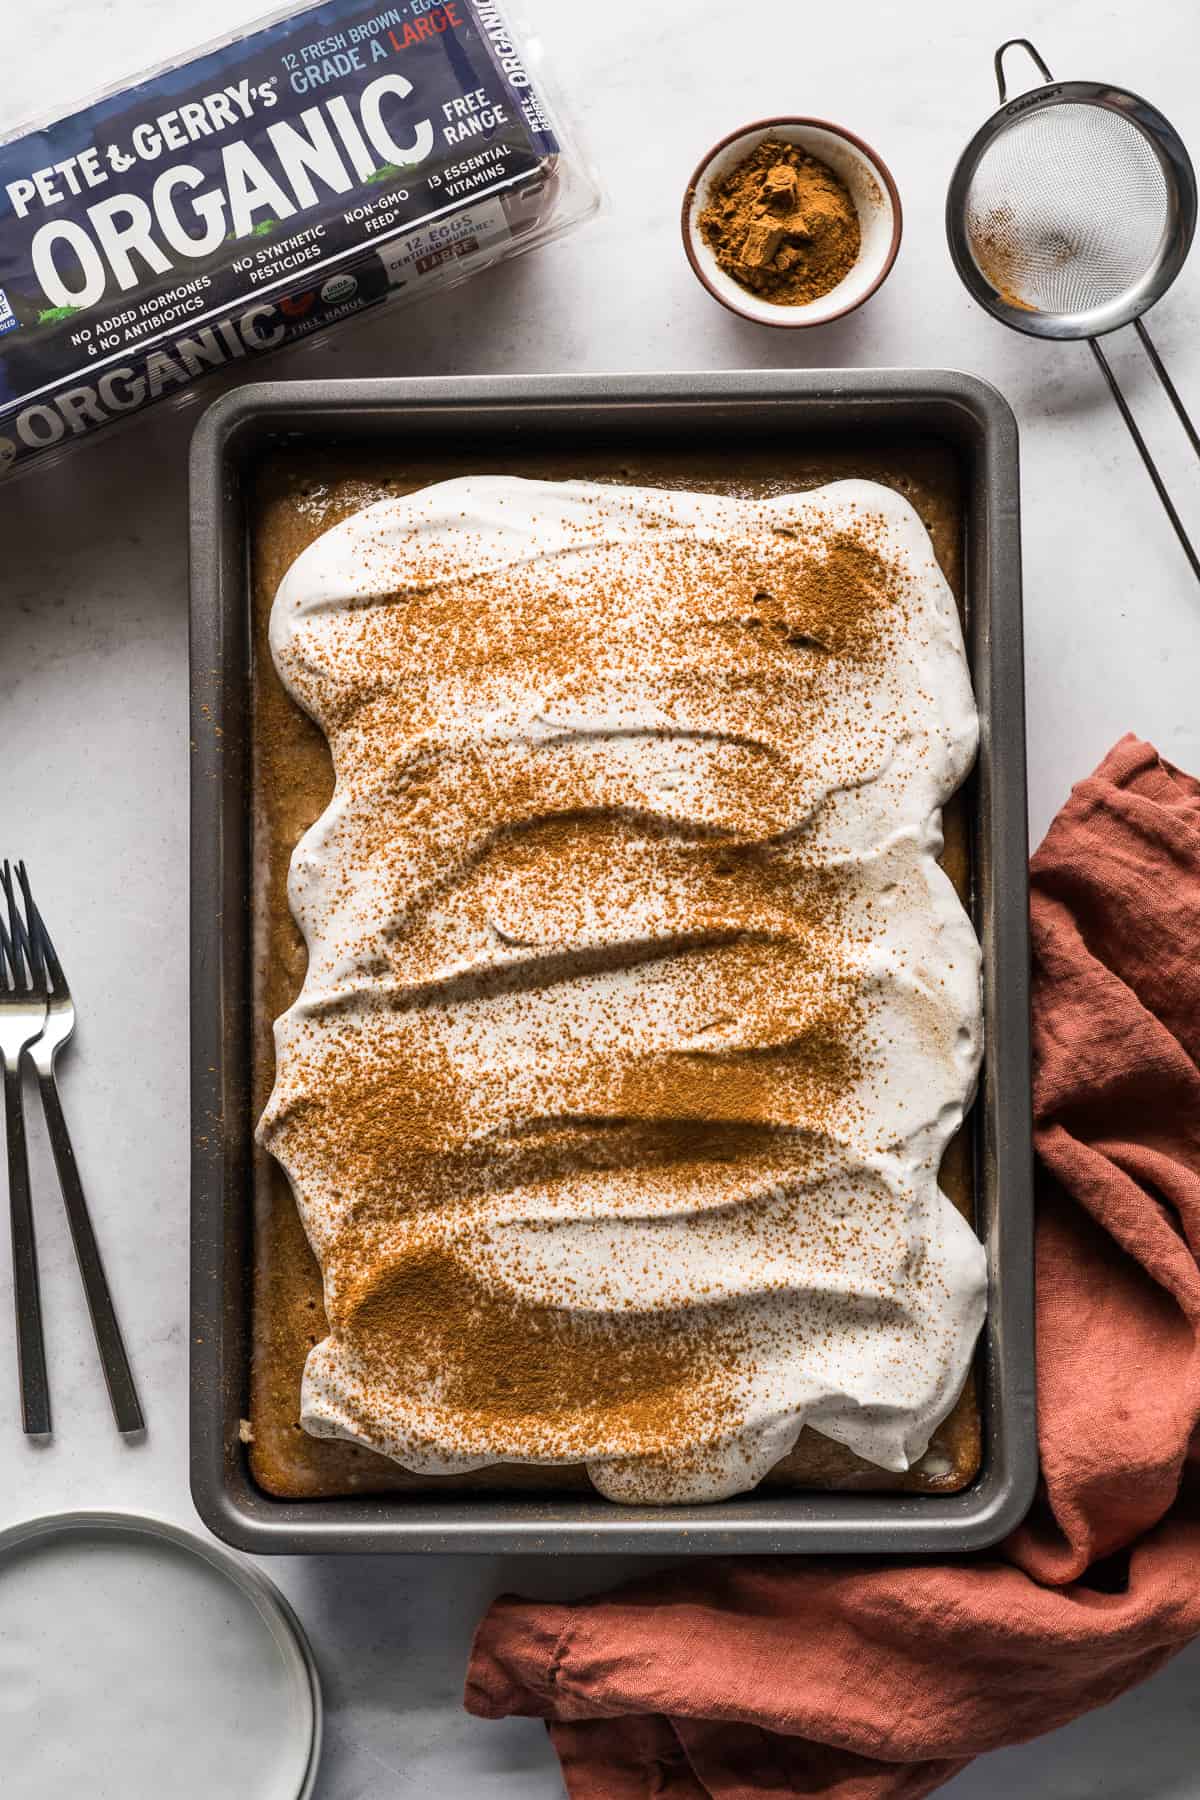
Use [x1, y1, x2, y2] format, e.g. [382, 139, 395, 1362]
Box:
[259, 474, 986, 1506]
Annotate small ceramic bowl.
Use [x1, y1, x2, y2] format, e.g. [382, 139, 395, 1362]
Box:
[682, 117, 902, 328]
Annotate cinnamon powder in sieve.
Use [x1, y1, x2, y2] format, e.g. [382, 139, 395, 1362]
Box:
[968, 204, 1037, 313]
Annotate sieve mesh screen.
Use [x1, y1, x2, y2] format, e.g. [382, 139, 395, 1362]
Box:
[966, 103, 1169, 315]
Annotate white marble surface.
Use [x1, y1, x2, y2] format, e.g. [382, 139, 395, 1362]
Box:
[2, 1, 1200, 1795]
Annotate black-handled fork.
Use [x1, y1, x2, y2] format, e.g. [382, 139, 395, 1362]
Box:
[0, 862, 51, 1434]
[14, 865, 144, 1435]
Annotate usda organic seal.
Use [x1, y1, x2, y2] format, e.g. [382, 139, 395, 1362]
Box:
[321, 274, 359, 305]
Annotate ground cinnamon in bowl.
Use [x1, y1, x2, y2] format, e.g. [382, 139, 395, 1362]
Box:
[699, 139, 861, 305]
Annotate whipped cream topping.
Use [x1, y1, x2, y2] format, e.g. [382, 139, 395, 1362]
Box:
[261, 475, 986, 1504]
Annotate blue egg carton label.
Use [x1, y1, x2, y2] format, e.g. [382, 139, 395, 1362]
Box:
[0, 0, 560, 473]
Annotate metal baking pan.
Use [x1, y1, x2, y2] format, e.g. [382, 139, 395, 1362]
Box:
[189, 370, 1036, 1555]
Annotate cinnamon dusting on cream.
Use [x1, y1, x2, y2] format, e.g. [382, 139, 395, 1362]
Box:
[260, 475, 987, 1503]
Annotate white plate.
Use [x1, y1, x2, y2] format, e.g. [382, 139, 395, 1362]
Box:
[0, 1510, 321, 1800]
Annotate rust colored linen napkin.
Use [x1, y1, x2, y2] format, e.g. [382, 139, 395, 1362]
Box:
[465, 734, 1200, 1799]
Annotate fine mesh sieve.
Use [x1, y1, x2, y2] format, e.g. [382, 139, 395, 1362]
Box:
[947, 39, 1200, 578]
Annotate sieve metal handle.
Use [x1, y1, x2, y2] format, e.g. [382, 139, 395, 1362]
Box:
[1134, 318, 1200, 461]
[1090, 332, 1200, 582]
[994, 39, 1054, 103]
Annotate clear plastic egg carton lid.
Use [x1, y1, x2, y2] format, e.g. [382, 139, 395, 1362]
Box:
[0, 0, 599, 483]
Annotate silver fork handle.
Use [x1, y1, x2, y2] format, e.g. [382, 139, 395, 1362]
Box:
[2, 1058, 51, 1435]
[33, 1062, 143, 1434]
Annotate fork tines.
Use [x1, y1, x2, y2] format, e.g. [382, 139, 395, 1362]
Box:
[6, 864, 44, 984]
[16, 865, 62, 993]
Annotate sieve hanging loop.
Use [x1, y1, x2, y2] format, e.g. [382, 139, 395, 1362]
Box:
[947, 42, 1200, 581]
[994, 38, 1054, 104]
